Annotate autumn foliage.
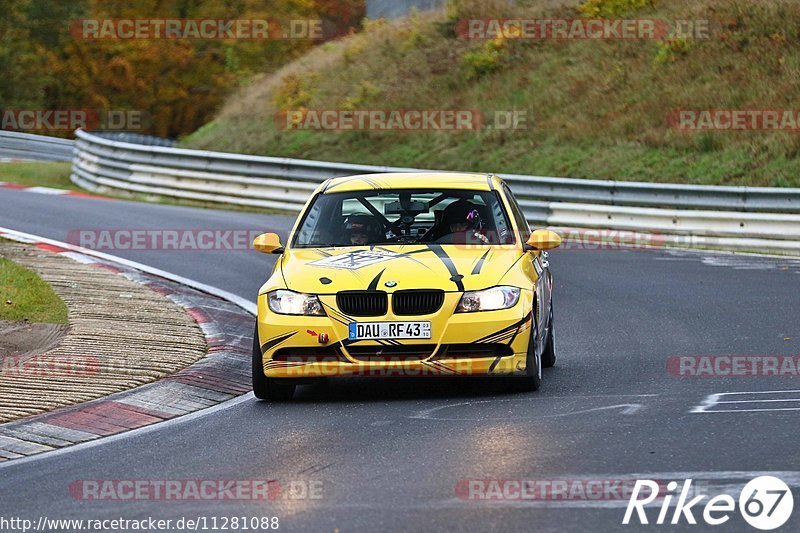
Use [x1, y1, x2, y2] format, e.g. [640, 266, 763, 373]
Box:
[0, 0, 364, 137]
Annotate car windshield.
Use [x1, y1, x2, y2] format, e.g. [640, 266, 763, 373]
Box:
[292, 188, 516, 247]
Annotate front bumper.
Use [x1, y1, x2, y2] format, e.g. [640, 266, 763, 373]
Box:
[256, 291, 534, 379]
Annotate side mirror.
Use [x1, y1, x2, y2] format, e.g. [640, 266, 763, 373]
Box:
[253, 233, 285, 254]
[525, 229, 561, 251]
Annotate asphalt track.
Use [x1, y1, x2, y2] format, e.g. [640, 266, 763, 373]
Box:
[1, 187, 799, 532]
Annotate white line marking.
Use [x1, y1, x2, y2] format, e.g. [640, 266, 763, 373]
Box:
[714, 389, 800, 395]
[717, 399, 800, 404]
[25, 186, 70, 195]
[410, 395, 655, 421]
[188, 472, 797, 510]
[545, 404, 642, 417]
[700, 408, 800, 413]
[57, 251, 97, 264]
[691, 390, 800, 413]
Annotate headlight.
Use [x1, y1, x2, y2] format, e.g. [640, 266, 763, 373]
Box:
[455, 286, 520, 313]
[267, 290, 325, 316]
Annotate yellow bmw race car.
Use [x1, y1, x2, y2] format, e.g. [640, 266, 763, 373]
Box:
[251, 172, 562, 400]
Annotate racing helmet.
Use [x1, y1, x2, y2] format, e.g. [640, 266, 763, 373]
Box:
[441, 200, 482, 232]
[343, 214, 383, 243]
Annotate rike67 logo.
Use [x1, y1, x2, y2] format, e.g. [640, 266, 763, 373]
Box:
[623, 476, 794, 530]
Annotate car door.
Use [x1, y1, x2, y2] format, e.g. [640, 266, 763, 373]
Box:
[501, 182, 551, 345]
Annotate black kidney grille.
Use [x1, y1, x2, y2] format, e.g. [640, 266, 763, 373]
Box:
[337, 291, 388, 317]
[392, 290, 445, 316]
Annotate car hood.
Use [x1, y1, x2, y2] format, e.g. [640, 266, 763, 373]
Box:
[279, 245, 522, 294]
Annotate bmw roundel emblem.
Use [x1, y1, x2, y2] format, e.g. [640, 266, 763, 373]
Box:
[385, 281, 398, 288]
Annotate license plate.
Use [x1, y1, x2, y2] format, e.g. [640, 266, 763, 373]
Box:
[348, 321, 431, 340]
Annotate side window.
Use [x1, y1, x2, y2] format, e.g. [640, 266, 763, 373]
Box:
[485, 191, 513, 243]
[501, 183, 531, 243]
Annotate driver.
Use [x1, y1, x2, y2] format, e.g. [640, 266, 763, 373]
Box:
[343, 214, 383, 245]
[437, 200, 490, 244]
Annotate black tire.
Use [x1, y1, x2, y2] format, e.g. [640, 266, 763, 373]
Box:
[252, 323, 296, 401]
[510, 319, 541, 392]
[542, 305, 556, 368]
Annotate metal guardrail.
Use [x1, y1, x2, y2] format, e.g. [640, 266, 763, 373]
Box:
[3, 129, 797, 253]
[91, 131, 177, 148]
[71, 129, 417, 211]
[19, 128, 793, 254]
[0, 131, 175, 162]
[0, 131, 74, 162]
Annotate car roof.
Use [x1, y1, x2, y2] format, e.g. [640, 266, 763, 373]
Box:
[322, 172, 497, 193]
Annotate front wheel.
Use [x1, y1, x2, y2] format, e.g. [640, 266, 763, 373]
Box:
[542, 305, 556, 368]
[510, 319, 541, 392]
[252, 323, 296, 401]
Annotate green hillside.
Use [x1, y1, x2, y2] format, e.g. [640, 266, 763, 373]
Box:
[183, 0, 800, 187]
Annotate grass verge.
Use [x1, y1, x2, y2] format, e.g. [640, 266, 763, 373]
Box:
[0, 250, 69, 324]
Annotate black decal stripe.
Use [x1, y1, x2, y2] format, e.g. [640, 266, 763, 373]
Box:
[473, 311, 532, 344]
[331, 175, 381, 190]
[264, 361, 306, 369]
[363, 176, 384, 189]
[425, 362, 457, 375]
[437, 362, 458, 374]
[397, 255, 435, 271]
[500, 255, 525, 283]
[327, 175, 381, 190]
[427, 244, 465, 292]
[507, 315, 533, 345]
[479, 331, 517, 344]
[374, 247, 435, 270]
[260, 331, 298, 354]
[323, 304, 353, 325]
[435, 362, 458, 374]
[476, 332, 514, 344]
[367, 269, 385, 291]
[471, 249, 491, 275]
[474, 325, 518, 344]
[400, 248, 433, 255]
[488, 356, 502, 373]
[426, 362, 444, 374]
[324, 312, 349, 326]
[484, 323, 528, 342]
